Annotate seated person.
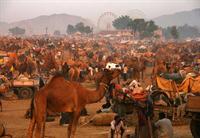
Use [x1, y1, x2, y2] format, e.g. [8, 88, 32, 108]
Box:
[154, 112, 174, 138]
[110, 115, 126, 138]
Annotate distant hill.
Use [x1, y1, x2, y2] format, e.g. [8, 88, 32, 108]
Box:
[0, 14, 93, 35]
[153, 8, 200, 29]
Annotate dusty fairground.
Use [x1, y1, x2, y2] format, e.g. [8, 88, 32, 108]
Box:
[0, 97, 193, 138]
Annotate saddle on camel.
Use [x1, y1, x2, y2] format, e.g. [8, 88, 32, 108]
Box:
[27, 69, 121, 138]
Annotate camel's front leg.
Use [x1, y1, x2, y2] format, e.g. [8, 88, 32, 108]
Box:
[27, 114, 36, 138]
[70, 109, 81, 138]
[68, 117, 73, 138]
[35, 98, 46, 138]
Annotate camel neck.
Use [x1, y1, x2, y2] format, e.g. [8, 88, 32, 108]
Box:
[85, 82, 109, 104]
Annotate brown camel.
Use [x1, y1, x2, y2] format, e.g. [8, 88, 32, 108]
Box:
[68, 66, 81, 81]
[27, 69, 121, 138]
[151, 60, 167, 83]
[124, 56, 149, 81]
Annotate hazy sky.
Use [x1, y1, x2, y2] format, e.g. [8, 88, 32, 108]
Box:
[0, 0, 200, 24]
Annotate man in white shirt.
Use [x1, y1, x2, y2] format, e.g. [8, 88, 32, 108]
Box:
[155, 112, 174, 138]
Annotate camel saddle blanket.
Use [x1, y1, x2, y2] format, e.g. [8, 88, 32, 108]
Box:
[157, 76, 200, 95]
[113, 84, 147, 102]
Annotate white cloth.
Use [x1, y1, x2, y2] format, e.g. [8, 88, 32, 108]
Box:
[155, 118, 174, 138]
[88, 66, 94, 76]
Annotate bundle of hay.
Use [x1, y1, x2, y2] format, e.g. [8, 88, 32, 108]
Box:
[92, 113, 116, 126]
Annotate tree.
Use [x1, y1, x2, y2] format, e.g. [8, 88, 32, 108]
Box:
[75, 22, 85, 33]
[170, 26, 179, 40]
[135, 19, 146, 33]
[53, 30, 61, 36]
[163, 25, 200, 40]
[67, 23, 93, 35]
[84, 26, 93, 34]
[177, 24, 200, 39]
[9, 26, 25, 36]
[67, 24, 76, 34]
[141, 20, 158, 38]
[113, 15, 132, 30]
[128, 19, 147, 38]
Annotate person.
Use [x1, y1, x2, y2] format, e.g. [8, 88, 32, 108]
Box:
[122, 65, 128, 81]
[155, 112, 174, 138]
[96, 83, 115, 113]
[62, 62, 70, 79]
[39, 76, 45, 89]
[110, 115, 126, 138]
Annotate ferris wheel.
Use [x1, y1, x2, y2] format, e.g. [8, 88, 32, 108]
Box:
[97, 12, 118, 31]
[127, 9, 146, 20]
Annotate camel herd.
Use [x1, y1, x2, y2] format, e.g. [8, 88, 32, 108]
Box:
[0, 36, 200, 137]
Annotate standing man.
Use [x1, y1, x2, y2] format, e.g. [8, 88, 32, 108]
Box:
[122, 65, 128, 81]
[62, 62, 70, 79]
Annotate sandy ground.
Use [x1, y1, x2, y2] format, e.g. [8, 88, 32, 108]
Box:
[0, 99, 193, 138]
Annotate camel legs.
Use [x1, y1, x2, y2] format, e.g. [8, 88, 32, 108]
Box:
[27, 114, 36, 138]
[68, 110, 81, 138]
[35, 112, 46, 138]
[34, 97, 46, 138]
[67, 113, 74, 138]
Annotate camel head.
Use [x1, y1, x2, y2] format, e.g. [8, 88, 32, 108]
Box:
[100, 69, 121, 84]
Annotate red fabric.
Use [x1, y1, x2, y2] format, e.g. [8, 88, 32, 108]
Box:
[115, 84, 121, 90]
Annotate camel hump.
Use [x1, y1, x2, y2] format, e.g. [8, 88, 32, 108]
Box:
[51, 72, 65, 80]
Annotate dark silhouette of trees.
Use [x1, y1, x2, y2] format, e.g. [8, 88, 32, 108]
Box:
[67, 22, 92, 35]
[163, 24, 199, 40]
[112, 15, 132, 30]
[9, 26, 25, 36]
[113, 15, 158, 39]
[53, 30, 61, 36]
[170, 26, 179, 40]
[67, 24, 76, 34]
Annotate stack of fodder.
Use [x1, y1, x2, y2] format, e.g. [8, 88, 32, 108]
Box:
[92, 113, 116, 126]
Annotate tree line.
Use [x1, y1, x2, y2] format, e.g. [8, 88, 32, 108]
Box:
[8, 22, 93, 36]
[163, 24, 200, 40]
[112, 15, 200, 40]
[112, 15, 158, 39]
[8, 17, 200, 40]
[67, 22, 93, 35]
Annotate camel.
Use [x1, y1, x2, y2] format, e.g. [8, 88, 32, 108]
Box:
[68, 66, 81, 81]
[151, 60, 167, 84]
[27, 69, 121, 138]
[124, 56, 150, 81]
